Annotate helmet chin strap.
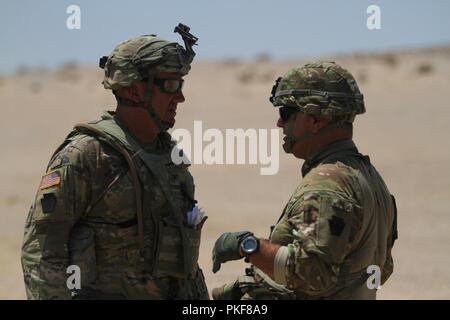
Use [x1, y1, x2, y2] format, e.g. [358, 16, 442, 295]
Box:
[142, 77, 171, 132]
[114, 80, 171, 132]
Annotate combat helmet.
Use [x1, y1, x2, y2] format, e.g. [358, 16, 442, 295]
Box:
[99, 23, 198, 131]
[269, 61, 365, 153]
[270, 61, 365, 123]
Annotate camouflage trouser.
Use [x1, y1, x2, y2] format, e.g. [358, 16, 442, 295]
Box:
[74, 269, 209, 300]
[189, 267, 210, 300]
[212, 266, 296, 300]
[120, 267, 210, 300]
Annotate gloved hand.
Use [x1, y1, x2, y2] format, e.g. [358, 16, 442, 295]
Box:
[212, 231, 253, 273]
[212, 280, 243, 300]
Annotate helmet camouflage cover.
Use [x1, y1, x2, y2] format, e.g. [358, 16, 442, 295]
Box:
[98, 24, 198, 131]
[102, 34, 194, 90]
[270, 61, 365, 122]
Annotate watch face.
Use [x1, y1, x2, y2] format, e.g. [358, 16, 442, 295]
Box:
[241, 237, 258, 253]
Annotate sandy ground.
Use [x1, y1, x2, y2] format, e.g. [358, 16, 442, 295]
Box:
[1, 47, 449, 299]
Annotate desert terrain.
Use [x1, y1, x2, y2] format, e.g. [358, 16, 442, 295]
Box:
[1, 46, 449, 299]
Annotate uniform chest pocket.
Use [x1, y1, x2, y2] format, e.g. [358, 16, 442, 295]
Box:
[152, 221, 204, 279]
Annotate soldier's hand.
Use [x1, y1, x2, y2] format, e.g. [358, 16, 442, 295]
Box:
[212, 231, 253, 273]
[212, 280, 243, 300]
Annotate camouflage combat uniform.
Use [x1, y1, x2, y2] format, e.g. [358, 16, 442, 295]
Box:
[21, 112, 209, 299]
[226, 62, 397, 300]
[267, 139, 397, 299]
[21, 27, 209, 299]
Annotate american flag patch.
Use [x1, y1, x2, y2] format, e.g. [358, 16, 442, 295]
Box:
[40, 171, 61, 190]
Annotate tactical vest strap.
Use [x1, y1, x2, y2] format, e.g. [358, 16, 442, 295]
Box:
[74, 123, 146, 257]
[46, 129, 80, 171]
[75, 116, 194, 287]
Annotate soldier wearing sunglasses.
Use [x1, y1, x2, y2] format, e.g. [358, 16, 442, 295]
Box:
[21, 24, 209, 299]
[212, 62, 398, 300]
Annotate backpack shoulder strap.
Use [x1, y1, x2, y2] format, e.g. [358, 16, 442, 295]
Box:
[74, 123, 145, 257]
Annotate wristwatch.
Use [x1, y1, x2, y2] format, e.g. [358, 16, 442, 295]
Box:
[240, 235, 260, 256]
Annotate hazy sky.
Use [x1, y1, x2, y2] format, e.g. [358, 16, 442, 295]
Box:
[1, 0, 450, 74]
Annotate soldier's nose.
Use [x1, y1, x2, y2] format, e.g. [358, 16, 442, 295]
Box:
[174, 90, 185, 103]
[277, 118, 284, 128]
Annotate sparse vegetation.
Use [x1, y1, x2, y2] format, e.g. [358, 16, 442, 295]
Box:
[221, 58, 242, 67]
[29, 81, 42, 94]
[255, 53, 271, 63]
[15, 65, 31, 76]
[238, 68, 274, 84]
[238, 70, 255, 84]
[379, 53, 398, 67]
[417, 62, 433, 75]
[56, 61, 82, 82]
[259, 71, 274, 82]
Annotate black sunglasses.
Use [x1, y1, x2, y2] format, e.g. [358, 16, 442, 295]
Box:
[279, 106, 300, 122]
[153, 78, 184, 94]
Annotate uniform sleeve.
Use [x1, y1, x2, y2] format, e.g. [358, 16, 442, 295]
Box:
[21, 138, 92, 299]
[380, 194, 397, 284]
[282, 186, 362, 296]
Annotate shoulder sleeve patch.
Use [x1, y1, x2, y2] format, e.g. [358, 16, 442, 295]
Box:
[40, 171, 61, 190]
[328, 215, 345, 236]
[41, 193, 57, 213]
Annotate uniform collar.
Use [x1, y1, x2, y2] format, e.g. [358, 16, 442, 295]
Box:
[105, 111, 174, 154]
[301, 139, 359, 177]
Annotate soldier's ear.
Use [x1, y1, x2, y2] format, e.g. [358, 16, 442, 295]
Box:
[122, 84, 144, 102]
[312, 117, 331, 132]
[130, 85, 141, 100]
[309, 115, 321, 132]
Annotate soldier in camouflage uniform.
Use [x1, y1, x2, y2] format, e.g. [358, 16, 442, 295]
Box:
[21, 24, 209, 299]
[211, 62, 398, 300]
